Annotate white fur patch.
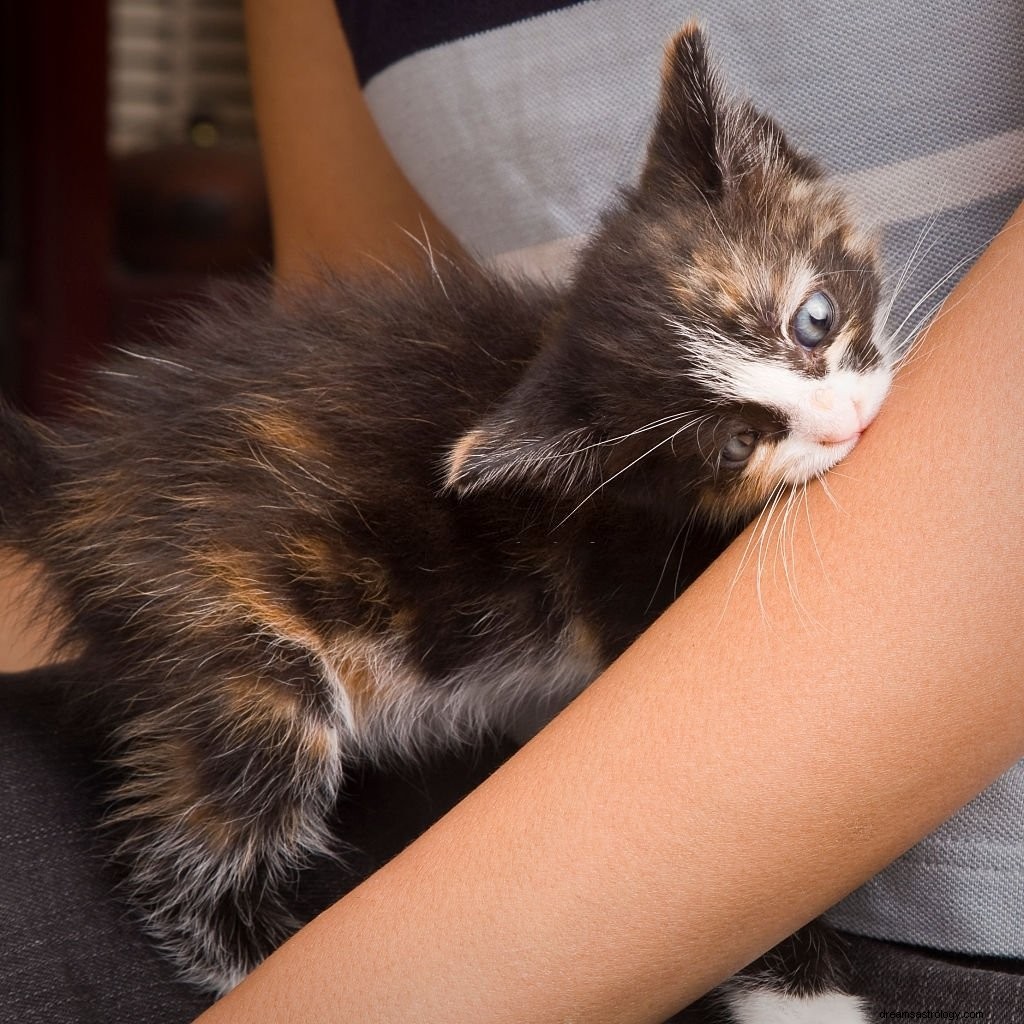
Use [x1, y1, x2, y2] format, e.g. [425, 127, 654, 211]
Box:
[763, 361, 891, 483]
[325, 624, 601, 761]
[758, 433, 858, 486]
[725, 989, 870, 1024]
[670, 319, 892, 487]
[778, 260, 817, 341]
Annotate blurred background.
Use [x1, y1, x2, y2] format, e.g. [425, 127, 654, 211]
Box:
[1, 0, 271, 415]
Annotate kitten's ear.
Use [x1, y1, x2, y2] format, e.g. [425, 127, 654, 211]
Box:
[443, 375, 598, 497]
[641, 25, 821, 195]
[640, 23, 725, 196]
[444, 425, 528, 494]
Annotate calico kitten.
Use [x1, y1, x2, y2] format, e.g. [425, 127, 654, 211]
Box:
[0, 26, 891, 1021]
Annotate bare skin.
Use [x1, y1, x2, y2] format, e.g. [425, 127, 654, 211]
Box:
[2, 1, 1021, 1018]
[189, 201, 1024, 1024]
[243, 0, 460, 284]
[0, 555, 60, 670]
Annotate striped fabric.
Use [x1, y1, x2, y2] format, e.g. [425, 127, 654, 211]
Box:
[334, 0, 1024, 956]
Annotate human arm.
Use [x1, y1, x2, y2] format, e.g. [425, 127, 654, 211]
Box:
[195, 204, 1024, 1023]
[243, 0, 461, 284]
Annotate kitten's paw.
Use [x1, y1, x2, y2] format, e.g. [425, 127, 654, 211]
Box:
[139, 882, 296, 994]
[118, 826, 302, 993]
[725, 989, 871, 1024]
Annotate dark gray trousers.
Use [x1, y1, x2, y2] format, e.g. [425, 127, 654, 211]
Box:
[3, 676, 1022, 1023]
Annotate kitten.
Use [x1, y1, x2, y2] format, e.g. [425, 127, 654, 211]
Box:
[0, 25, 891, 1021]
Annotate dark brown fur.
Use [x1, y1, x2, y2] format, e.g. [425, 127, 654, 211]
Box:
[0, 28, 882, 1017]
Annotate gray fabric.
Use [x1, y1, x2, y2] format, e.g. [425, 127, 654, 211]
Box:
[356, 0, 1024, 957]
[363, 0, 1024, 259]
[825, 763, 1024, 957]
[840, 936, 1024, 1023]
[365, 0, 672, 256]
[874, 189, 1024, 344]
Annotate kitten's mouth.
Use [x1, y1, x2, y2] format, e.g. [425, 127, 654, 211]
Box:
[821, 431, 862, 448]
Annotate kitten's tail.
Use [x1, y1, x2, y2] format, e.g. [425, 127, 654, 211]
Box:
[0, 396, 58, 540]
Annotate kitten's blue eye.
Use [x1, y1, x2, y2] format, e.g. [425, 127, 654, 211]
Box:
[792, 291, 836, 349]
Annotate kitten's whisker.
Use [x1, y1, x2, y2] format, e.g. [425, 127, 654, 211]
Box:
[694, 415, 718, 467]
[802, 481, 833, 594]
[397, 221, 452, 304]
[890, 216, 1024, 370]
[645, 520, 687, 615]
[534, 410, 707, 463]
[363, 253, 403, 280]
[673, 506, 701, 599]
[880, 208, 995, 370]
[882, 212, 941, 322]
[815, 472, 845, 516]
[716, 481, 788, 629]
[894, 231, 1024, 380]
[754, 484, 789, 627]
[777, 488, 799, 599]
[779, 485, 820, 630]
[889, 304, 950, 379]
[112, 347, 193, 374]
[888, 248, 983, 356]
[554, 419, 701, 527]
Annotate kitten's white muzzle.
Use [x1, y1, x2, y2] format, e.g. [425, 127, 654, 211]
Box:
[760, 364, 891, 487]
[794, 377, 885, 447]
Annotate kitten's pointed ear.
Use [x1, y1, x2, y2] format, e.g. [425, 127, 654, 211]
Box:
[444, 425, 531, 494]
[640, 24, 725, 196]
[641, 26, 821, 195]
[443, 377, 597, 497]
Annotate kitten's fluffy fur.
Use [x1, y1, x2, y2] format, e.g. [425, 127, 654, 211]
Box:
[1, 26, 890, 1020]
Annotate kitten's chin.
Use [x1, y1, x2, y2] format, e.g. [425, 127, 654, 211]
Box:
[805, 437, 860, 480]
[762, 431, 863, 489]
[812, 433, 861, 473]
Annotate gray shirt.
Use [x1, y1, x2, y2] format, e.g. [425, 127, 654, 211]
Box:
[353, 0, 1024, 956]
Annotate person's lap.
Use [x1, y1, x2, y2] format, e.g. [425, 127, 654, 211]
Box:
[4, 673, 1023, 1024]
[0, 672, 515, 1023]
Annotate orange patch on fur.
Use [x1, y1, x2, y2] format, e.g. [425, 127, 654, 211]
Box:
[243, 407, 323, 460]
[194, 546, 319, 648]
[670, 249, 748, 320]
[284, 533, 336, 574]
[332, 639, 384, 722]
[223, 674, 304, 726]
[221, 673, 338, 772]
[284, 536, 390, 615]
[113, 737, 240, 852]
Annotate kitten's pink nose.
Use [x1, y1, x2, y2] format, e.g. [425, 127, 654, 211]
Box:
[812, 389, 864, 444]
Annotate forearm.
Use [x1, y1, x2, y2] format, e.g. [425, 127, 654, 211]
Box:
[196, 202, 1024, 1023]
[244, 0, 461, 283]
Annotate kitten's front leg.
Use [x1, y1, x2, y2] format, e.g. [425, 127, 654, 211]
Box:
[109, 645, 346, 993]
